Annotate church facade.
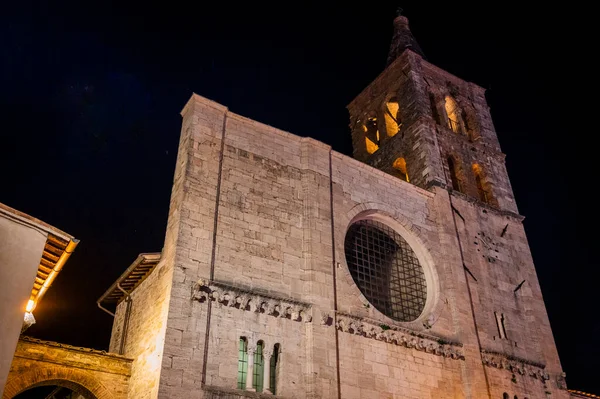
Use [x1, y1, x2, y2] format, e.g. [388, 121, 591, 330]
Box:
[102, 14, 569, 399]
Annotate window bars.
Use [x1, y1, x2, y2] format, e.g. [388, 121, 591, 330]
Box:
[237, 338, 248, 389]
[252, 342, 264, 392]
[344, 219, 427, 322]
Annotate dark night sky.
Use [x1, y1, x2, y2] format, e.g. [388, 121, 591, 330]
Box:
[1, 1, 595, 394]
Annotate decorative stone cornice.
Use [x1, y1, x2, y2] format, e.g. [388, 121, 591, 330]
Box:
[334, 313, 464, 360]
[192, 279, 312, 323]
[480, 349, 549, 381]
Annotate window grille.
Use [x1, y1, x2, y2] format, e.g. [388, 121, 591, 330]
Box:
[237, 338, 248, 389]
[252, 341, 264, 392]
[344, 220, 427, 322]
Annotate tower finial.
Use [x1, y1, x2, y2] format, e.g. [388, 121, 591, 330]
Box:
[386, 11, 426, 65]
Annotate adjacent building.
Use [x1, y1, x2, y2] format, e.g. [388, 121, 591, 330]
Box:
[0, 202, 78, 396]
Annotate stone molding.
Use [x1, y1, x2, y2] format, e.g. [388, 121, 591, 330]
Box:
[192, 279, 312, 323]
[569, 390, 600, 398]
[19, 336, 132, 360]
[333, 312, 464, 360]
[204, 384, 290, 398]
[480, 349, 550, 382]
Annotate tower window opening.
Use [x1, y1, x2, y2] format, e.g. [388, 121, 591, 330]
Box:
[270, 343, 280, 395]
[429, 93, 440, 124]
[252, 341, 264, 392]
[384, 97, 401, 137]
[447, 156, 463, 193]
[462, 109, 476, 141]
[392, 157, 409, 182]
[503, 394, 509, 399]
[364, 117, 380, 154]
[444, 95, 463, 134]
[472, 163, 492, 204]
[237, 337, 248, 389]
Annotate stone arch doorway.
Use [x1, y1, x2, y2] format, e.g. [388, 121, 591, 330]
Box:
[3, 368, 111, 399]
[3, 337, 131, 399]
[12, 379, 98, 399]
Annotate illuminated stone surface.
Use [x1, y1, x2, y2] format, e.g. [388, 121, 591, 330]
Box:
[104, 15, 569, 399]
[3, 337, 131, 399]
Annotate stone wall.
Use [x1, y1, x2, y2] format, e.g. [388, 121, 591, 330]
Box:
[110, 256, 173, 399]
[116, 93, 569, 399]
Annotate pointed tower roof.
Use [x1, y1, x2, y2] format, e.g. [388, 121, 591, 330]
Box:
[386, 11, 426, 65]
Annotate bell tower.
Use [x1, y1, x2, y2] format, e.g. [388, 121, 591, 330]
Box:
[348, 10, 518, 214]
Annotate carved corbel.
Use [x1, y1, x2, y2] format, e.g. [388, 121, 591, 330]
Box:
[281, 305, 293, 319]
[299, 309, 312, 323]
[220, 291, 233, 307]
[247, 297, 260, 313]
[290, 306, 304, 321]
[236, 295, 250, 311]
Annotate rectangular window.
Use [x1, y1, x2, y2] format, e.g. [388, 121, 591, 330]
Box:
[495, 312, 508, 339]
[237, 338, 248, 389]
[501, 313, 508, 339]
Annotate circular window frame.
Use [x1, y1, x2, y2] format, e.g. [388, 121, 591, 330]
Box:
[342, 210, 439, 325]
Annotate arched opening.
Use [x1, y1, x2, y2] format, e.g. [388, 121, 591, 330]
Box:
[472, 163, 492, 204]
[447, 156, 463, 193]
[503, 394, 509, 399]
[252, 341, 265, 392]
[392, 157, 409, 182]
[429, 93, 440, 124]
[345, 219, 428, 322]
[462, 109, 478, 141]
[237, 337, 248, 390]
[363, 116, 380, 154]
[383, 97, 401, 137]
[10, 379, 97, 399]
[269, 343, 280, 395]
[444, 95, 464, 134]
[3, 367, 115, 399]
